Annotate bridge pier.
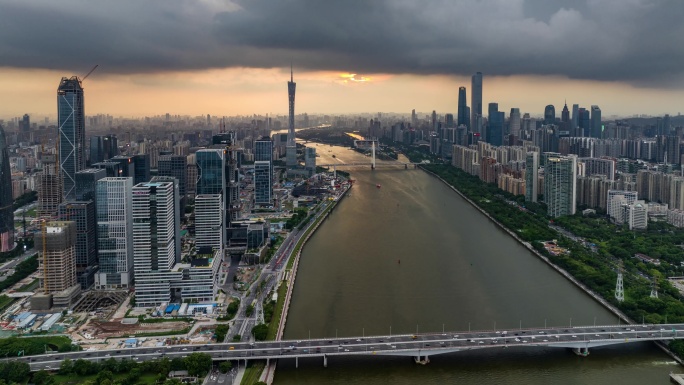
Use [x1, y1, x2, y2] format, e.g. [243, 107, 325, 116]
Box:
[323, 354, 327, 368]
[296, 356, 299, 368]
[405, 164, 408, 169]
[572, 347, 590, 357]
[414, 355, 430, 365]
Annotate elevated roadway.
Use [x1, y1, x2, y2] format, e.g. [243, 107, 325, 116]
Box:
[17, 323, 684, 370]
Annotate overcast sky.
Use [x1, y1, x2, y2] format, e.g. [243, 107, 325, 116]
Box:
[1, 0, 683, 119]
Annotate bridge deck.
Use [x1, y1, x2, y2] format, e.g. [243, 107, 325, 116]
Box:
[16, 323, 684, 371]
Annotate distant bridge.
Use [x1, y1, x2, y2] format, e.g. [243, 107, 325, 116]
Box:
[18, 323, 684, 371]
[318, 162, 420, 170]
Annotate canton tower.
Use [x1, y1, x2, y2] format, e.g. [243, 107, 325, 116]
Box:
[286, 66, 297, 168]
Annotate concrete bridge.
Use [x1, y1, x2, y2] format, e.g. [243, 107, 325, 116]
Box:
[16, 323, 684, 371]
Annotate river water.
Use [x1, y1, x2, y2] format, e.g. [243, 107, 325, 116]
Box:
[274, 144, 676, 384]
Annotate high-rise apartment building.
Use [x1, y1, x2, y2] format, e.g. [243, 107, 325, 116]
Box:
[95, 177, 133, 289]
[591, 105, 602, 138]
[471, 72, 483, 132]
[607, 190, 638, 223]
[525, 152, 539, 202]
[286, 68, 297, 168]
[58, 201, 97, 290]
[0, 126, 14, 252]
[544, 155, 577, 218]
[58, 77, 86, 200]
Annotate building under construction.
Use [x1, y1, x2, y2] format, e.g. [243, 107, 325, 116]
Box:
[37, 153, 63, 220]
[32, 221, 81, 310]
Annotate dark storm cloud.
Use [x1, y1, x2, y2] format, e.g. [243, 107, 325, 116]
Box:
[1, 0, 683, 85]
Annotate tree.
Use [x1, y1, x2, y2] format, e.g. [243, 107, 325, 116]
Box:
[251, 324, 268, 341]
[0, 361, 30, 383]
[184, 353, 212, 377]
[232, 334, 241, 342]
[219, 361, 232, 373]
[73, 359, 91, 376]
[96, 370, 114, 385]
[170, 357, 186, 371]
[32, 370, 54, 385]
[245, 304, 255, 317]
[59, 358, 74, 374]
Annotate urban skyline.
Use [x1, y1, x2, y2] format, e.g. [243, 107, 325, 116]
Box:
[1, 1, 684, 118]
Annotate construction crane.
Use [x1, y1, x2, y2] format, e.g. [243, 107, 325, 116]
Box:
[81, 65, 99, 82]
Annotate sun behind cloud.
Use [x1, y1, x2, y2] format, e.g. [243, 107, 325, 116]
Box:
[338, 73, 371, 84]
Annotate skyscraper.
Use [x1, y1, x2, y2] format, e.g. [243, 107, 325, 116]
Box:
[254, 161, 272, 206]
[58, 201, 97, 290]
[158, 155, 187, 213]
[286, 67, 297, 167]
[36, 221, 77, 294]
[571, 104, 580, 129]
[591, 105, 602, 138]
[561, 102, 570, 123]
[471, 72, 483, 132]
[544, 155, 577, 218]
[58, 76, 86, 200]
[195, 194, 223, 251]
[196, 149, 225, 195]
[544, 105, 556, 125]
[509, 108, 521, 139]
[304, 147, 316, 174]
[132, 180, 179, 306]
[487, 103, 504, 147]
[457, 86, 468, 128]
[0, 125, 14, 252]
[525, 152, 539, 202]
[95, 177, 133, 289]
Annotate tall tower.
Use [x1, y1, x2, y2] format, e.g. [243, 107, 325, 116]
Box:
[286, 66, 297, 168]
[591, 105, 602, 138]
[544, 105, 556, 125]
[615, 263, 625, 302]
[0, 125, 14, 252]
[544, 155, 577, 218]
[95, 177, 133, 289]
[457, 86, 468, 128]
[58, 76, 86, 200]
[470, 72, 483, 132]
[525, 152, 539, 202]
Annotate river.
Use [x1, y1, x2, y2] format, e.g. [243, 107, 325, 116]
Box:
[273, 144, 676, 384]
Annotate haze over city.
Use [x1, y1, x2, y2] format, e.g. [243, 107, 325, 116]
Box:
[1, 0, 683, 118]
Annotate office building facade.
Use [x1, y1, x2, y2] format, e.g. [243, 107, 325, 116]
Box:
[195, 194, 223, 251]
[95, 177, 133, 289]
[254, 161, 272, 206]
[58, 201, 97, 290]
[58, 77, 86, 200]
[0, 126, 14, 251]
[471, 72, 483, 132]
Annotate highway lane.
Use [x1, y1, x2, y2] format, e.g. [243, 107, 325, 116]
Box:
[17, 324, 684, 371]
